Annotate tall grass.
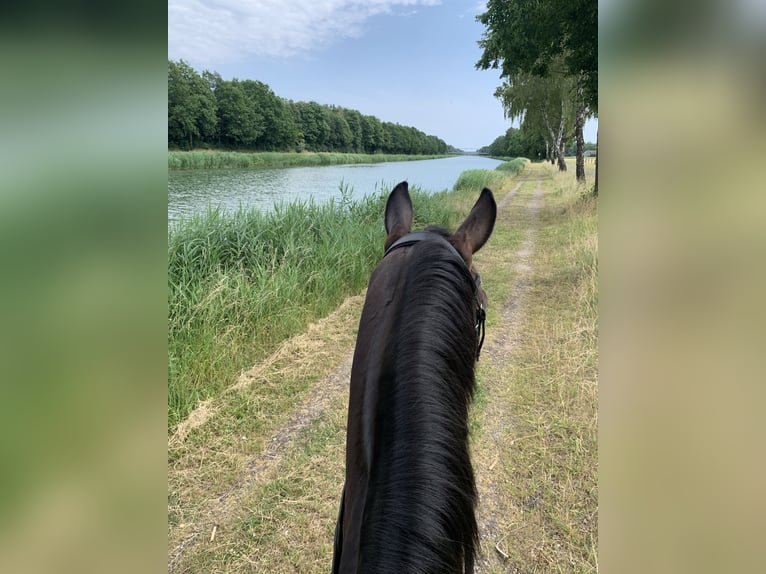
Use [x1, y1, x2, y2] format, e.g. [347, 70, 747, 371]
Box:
[453, 169, 507, 192]
[494, 157, 529, 175]
[168, 183, 457, 429]
[484, 168, 597, 571]
[168, 150, 451, 170]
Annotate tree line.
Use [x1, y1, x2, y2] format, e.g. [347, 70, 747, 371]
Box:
[479, 125, 597, 160]
[476, 0, 597, 191]
[169, 59, 454, 155]
[478, 126, 547, 159]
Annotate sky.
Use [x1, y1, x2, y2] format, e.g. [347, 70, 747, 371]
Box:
[168, 0, 598, 152]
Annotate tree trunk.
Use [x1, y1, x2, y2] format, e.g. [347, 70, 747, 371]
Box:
[574, 77, 586, 182]
[594, 130, 598, 197]
[575, 104, 586, 182]
[555, 113, 567, 172]
[542, 101, 567, 171]
[557, 142, 567, 171]
[545, 118, 566, 170]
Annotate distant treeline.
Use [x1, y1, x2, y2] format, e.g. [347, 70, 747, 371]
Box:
[169, 59, 456, 155]
[479, 125, 597, 161]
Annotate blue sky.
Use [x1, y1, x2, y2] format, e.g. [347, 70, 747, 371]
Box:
[168, 0, 598, 151]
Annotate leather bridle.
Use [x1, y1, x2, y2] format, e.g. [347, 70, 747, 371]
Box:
[384, 232, 487, 360]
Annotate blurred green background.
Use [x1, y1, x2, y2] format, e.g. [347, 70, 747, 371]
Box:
[601, 1, 766, 572]
[0, 5, 167, 573]
[0, 1, 764, 572]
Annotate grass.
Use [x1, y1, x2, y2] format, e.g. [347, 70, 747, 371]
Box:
[471, 166, 598, 572]
[167, 165, 597, 573]
[494, 157, 530, 175]
[453, 168, 508, 192]
[168, 150, 452, 170]
[167, 170, 505, 573]
[168, 182, 459, 430]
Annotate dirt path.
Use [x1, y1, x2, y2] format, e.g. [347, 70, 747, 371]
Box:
[168, 296, 364, 572]
[168, 171, 553, 572]
[473, 178, 544, 573]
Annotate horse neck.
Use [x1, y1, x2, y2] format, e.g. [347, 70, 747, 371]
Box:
[358, 245, 479, 572]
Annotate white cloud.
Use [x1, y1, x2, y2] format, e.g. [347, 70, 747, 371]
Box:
[168, 0, 441, 67]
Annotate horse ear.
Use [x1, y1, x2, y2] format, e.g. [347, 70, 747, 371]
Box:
[453, 188, 497, 260]
[384, 181, 413, 250]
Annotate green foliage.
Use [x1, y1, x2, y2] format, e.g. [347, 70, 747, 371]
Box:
[168, 60, 452, 154]
[481, 125, 547, 160]
[476, 0, 597, 111]
[167, 183, 457, 428]
[453, 169, 506, 193]
[493, 57, 578, 170]
[167, 151, 449, 170]
[168, 60, 218, 149]
[495, 157, 529, 174]
[213, 79, 263, 146]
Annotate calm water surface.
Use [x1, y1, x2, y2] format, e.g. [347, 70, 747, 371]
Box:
[168, 155, 503, 224]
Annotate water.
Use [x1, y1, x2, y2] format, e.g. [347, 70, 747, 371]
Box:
[168, 155, 503, 224]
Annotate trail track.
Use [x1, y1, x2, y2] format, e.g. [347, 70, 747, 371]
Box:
[168, 169, 596, 573]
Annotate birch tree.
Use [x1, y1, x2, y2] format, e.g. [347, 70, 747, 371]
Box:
[495, 64, 575, 172]
[477, 0, 597, 189]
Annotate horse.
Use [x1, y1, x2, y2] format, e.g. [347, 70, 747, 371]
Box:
[332, 181, 497, 573]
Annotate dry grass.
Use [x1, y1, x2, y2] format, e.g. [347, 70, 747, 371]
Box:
[167, 164, 598, 573]
[167, 294, 365, 571]
[471, 165, 598, 573]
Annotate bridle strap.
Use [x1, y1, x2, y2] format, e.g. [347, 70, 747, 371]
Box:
[384, 231, 464, 261]
[475, 306, 486, 361]
[384, 231, 486, 361]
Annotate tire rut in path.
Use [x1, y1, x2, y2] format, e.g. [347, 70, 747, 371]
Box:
[168, 343, 356, 572]
[474, 177, 544, 573]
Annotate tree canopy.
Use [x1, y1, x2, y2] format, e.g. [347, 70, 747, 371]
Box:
[476, 0, 597, 185]
[478, 125, 547, 160]
[476, 0, 597, 112]
[168, 60, 452, 155]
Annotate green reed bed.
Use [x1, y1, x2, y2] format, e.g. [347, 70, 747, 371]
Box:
[168, 184, 458, 430]
[453, 169, 508, 193]
[168, 150, 451, 170]
[494, 157, 529, 175]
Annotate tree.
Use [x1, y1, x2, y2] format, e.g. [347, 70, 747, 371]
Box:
[361, 115, 383, 153]
[477, 0, 597, 111]
[477, 0, 597, 187]
[494, 61, 575, 171]
[168, 60, 217, 148]
[241, 80, 297, 150]
[169, 61, 453, 155]
[327, 108, 353, 151]
[572, 76, 588, 182]
[294, 101, 331, 151]
[262, 97, 300, 151]
[214, 79, 263, 147]
[341, 108, 364, 152]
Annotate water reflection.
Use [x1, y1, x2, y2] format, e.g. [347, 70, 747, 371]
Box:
[168, 155, 503, 224]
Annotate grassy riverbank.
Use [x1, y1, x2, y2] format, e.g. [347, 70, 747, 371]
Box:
[168, 150, 453, 170]
[168, 183, 460, 429]
[167, 163, 597, 573]
[470, 168, 598, 571]
[495, 157, 529, 174]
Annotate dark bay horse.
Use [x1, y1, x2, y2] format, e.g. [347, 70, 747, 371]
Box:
[332, 181, 497, 573]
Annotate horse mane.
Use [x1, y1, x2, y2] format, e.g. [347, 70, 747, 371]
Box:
[359, 237, 479, 572]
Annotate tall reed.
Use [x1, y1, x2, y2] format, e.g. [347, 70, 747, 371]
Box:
[453, 169, 507, 193]
[495, 157, 529, 175]
[168, 151, 451, 170]
[168, 183, 457, 429]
